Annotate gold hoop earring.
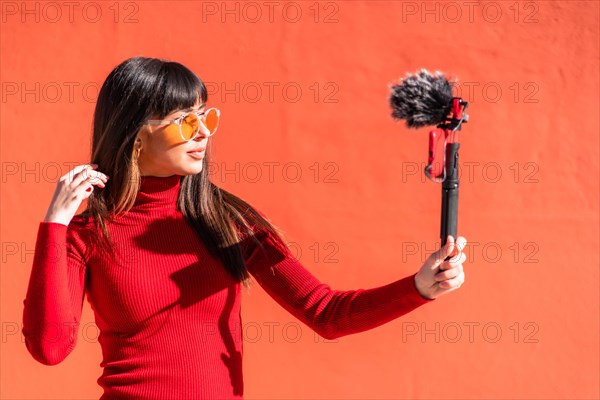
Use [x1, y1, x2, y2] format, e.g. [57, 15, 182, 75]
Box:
[133, 146, 141, 163]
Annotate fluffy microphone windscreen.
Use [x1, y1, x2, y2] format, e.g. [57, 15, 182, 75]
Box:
[389, 69, 455, 129]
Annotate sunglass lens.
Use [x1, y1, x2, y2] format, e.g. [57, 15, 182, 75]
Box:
[203, 109, 219, 135]
[181, 113, 200, 140]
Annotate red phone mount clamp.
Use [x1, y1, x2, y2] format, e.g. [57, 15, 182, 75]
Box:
[424, 98, 469, 183]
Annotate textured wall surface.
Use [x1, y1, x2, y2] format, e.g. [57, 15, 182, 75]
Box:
[1, 1, 598, 399]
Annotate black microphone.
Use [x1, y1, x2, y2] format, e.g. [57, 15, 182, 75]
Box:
[388, 69, 469, 258]
[389, 69, 455, 129]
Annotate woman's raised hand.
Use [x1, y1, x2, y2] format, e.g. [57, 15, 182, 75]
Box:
[414, 235, 467, 300]
[43, 163, 109, 226]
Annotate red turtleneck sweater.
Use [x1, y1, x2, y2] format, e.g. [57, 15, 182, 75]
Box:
[22, 174, 434, 399]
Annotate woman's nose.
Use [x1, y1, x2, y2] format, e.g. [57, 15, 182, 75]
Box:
[193, 122, 211, 139]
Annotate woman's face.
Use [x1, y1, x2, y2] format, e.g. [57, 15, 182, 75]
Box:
[135, 99, 210, 177]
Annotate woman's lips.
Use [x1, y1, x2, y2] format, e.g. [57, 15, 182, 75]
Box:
[188, 150, 204, 160]
[187, 146, 206, 160]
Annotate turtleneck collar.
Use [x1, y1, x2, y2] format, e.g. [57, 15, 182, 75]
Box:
[133, 174, 182, 209]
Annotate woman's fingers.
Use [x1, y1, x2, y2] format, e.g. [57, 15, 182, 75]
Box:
[84, 166, 109, 184]
[429, 235, 456, 268]
[455, 236, 467, 252]
[70, 164, 108, 190]
[61, 163, 96, 182]
[446, 236, 467, 259]
[63, 164, 108, 184]
[438, 272, 465, 289]
[65, 164, 108, 200]
[414, 235, 468, 300]
[440, 251, 467, 271]
[434, 263, 464, 282]
[441, 236, 467, 268]
[69, 167, 94, 188]
[45, 163, 109, 225]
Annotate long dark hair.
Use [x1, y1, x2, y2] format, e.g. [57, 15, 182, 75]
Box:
[81, 56, 289, 289]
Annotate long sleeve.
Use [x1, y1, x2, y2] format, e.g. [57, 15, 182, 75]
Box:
[243, 229, 435, 340]
[22, 221, 88, 365]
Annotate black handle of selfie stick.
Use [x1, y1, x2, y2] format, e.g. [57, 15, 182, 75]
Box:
[441, 142, 460, 261]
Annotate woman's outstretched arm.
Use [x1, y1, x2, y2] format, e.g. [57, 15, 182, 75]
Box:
[244, 230, 466, 340]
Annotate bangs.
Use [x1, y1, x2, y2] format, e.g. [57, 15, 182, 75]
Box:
[150, 62, 208, 118]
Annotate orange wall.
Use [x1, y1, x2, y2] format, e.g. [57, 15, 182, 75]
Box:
[1, 1, 598, 399]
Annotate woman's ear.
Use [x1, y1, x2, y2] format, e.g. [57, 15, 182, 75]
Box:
[134, 126, 150, 150]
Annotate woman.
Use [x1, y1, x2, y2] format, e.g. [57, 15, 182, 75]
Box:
[22, 56, 467, 399]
